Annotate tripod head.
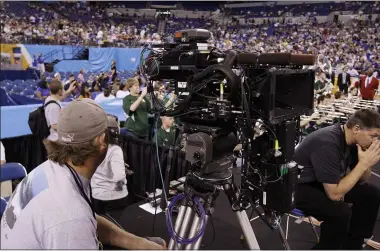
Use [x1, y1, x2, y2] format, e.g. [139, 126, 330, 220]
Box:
[185, 131, 236, 181]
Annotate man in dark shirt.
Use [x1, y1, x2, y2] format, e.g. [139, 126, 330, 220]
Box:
[294, 109, 380, 249]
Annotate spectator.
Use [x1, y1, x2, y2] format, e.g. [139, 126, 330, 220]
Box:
[91, 114, 129, 214]
[123, 78, 150, 140]
[94, 86, 115, 102]
[91, 82, 102, 100]
[152, 116, 181, 147]
[37, 53, 45, 73]
[53, 72, 61, 82]
[45, 80, 75, 141]
[78, 69, 85, 83]
[0, 99, 166, 249]
[0, 141, 5, 165]
[78, 83, 91, 99]
[111, 78, 121, 96]
[35, 79, 50, 100]
[337, 67, 350, 95]
[111, 60, 117, 82]
[64, 75, 81, 98]
[116, 82, 130, 98]
[354, 68, 379, 100]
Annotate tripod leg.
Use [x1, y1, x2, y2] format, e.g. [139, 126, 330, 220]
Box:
[168, 205, 187, 250]
[277, 222, 290, 250]
[185, 214, 202, 250]
[174, 206, 195, 250]
[235, 210, 260, 250]
[285, 214, 289, 240]
[308, 216, 320, 243]
[191, 215, 209, 250]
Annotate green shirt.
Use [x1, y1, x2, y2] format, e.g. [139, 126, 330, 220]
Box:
[153, 127, 181, 147]
[123, 95, 150, 138]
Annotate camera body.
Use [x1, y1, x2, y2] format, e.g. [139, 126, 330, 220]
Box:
[142, 29, 315, 213]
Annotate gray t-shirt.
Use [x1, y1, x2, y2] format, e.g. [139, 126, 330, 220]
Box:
[0, 160, 98, 249]
[91, 145, 128, 201]
[44, 96, 61, 141]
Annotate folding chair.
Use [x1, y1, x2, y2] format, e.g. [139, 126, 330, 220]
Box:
[0, 163, 27, 200]
[1, 197, 7, 218]
[285, 208, 320, 243]
[0, 162, 27, 182]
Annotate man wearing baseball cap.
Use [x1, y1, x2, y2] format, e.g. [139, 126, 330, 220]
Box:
[0, 99, 166, 249]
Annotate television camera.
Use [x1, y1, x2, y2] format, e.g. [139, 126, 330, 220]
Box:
[140, 29, 316, 250]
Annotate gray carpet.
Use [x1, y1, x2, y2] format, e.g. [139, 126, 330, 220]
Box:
[109, 166, 380, 250]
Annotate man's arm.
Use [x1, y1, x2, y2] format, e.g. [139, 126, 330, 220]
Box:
[323, 142, 380, 201]
[359, 168, 372, 183]
[60, 82, 76, 101]
[46, 104, 61, 131]
[96, 215, 165, 250]
[324, 161, 369, 201]
[129, 96, 144, 112]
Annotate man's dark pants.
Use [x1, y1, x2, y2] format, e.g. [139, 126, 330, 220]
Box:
[295, 181, 380, 249]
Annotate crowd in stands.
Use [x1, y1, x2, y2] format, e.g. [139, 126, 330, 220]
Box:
[1, 1, 379, 97]
[0, 1, 160, 47]
[213, 17, 379, 73]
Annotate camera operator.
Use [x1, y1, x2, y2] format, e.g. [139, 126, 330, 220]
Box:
[294, 109, 380, 249]
[0, 99, 166, 249]
[91, 114, 129, 214]
[123, 78, 150, 140]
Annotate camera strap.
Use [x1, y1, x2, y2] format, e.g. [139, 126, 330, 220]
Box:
[65, 162, 95, 219]
[65, 162, 104, 249]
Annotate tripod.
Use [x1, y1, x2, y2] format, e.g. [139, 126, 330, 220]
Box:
[167, 168, 260, 250]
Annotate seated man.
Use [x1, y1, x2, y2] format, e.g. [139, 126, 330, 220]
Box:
[153, 116, 181, 148]
[91, 114, 129, 214]
[0, 99, 165, 249]
[294, 109, 380, 249]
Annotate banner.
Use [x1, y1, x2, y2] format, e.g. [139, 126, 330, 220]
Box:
[0, 44, 28, 70]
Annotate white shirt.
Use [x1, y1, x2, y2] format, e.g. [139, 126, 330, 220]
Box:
[94, 94, 115, 102]
[116, 90, 129, 99]
[0, 141, 5, 163]
[365, 76, 373, 88]
[44, 97, 62, 141]
[91, 145, 128, 201]
[1, 160, 97, 249]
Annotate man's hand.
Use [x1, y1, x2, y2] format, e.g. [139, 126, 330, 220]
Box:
[141, 87, 148, 98]
[68, 82, 76, 92]
[357, 140, 380, 170]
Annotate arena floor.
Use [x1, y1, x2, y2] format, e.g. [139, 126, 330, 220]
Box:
[108, 166, 380, 250]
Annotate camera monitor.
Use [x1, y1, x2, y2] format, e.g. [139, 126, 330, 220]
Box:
[252, 69, 315, 124]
